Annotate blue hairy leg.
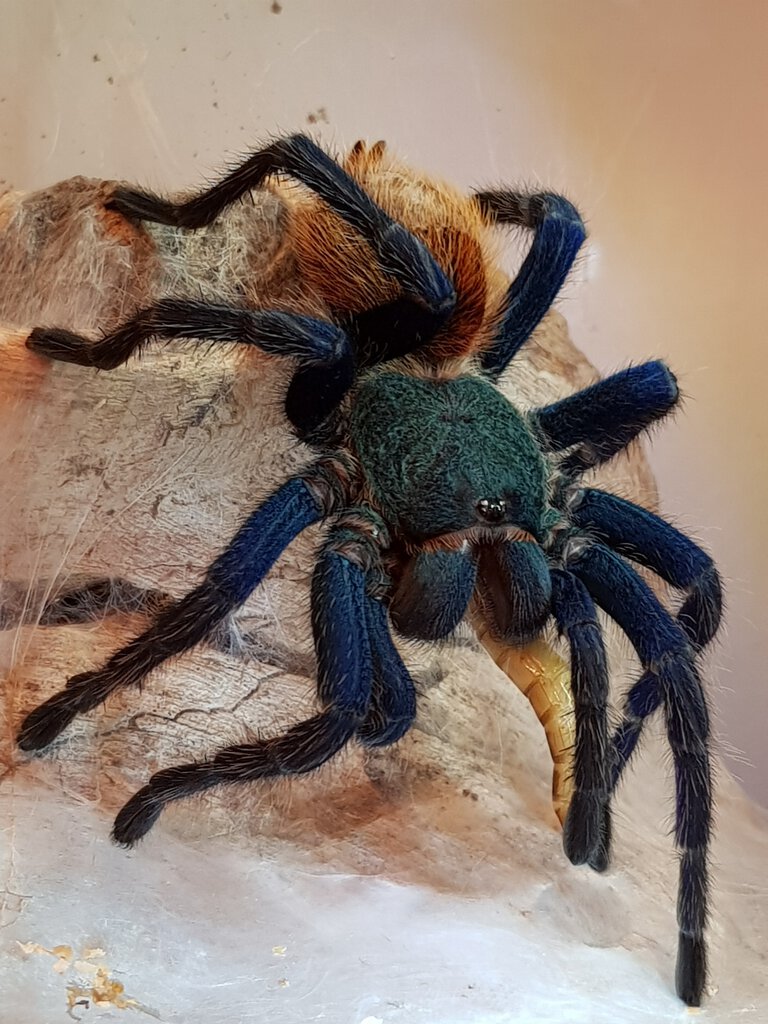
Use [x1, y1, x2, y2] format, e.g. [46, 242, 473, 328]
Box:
[474, 191, 586, 377]
[550, 570, 611, 872]
[571, 489, 722, 650]
[17, 475, 326, 751]
[571, 490, 722, 791]
[112, 543, 375, 845]
[358, 596, 417, 747]
[532, 361, 679, 475]
[311, 509, 418, 747]
[389, 549, 477, 640]
[569, 543, 712, 1007]
[26, 299, 350, 372]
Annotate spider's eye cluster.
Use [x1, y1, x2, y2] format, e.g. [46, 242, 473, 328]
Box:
[475, 498, 509, 524]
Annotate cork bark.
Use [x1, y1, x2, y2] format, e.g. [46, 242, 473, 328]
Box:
[1, 176, 763, 1022]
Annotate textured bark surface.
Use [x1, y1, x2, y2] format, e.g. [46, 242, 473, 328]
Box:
[1, 179, 765, 1023]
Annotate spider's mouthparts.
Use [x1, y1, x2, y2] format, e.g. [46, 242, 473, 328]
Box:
[415, 523, 536, 555]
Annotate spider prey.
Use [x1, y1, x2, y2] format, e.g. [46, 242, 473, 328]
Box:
[16, 134, 722, 1006]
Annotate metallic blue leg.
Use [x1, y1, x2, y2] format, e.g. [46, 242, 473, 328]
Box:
[570, 543, 712, 1006]
[571, 490, 722, 790]
[359, 596, 417, 747]
[17, 475, 326, 751]
[532, 361, 679, 474]
[550, 570, 611, 872]
[476, 191, 586, 377]
[112, 541, 376, 846]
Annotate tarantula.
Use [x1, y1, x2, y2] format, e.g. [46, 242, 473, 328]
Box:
[15, 135, 722, 1006]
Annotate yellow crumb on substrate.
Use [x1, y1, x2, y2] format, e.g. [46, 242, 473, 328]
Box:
[82, 947, 106, 959]
[17, 940, 152, 1016]
[472, 609, 575, 825]
[16, 941, 73, 974]
[66, 967, 138, 1011]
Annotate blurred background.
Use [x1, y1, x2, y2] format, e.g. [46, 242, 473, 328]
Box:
[1, 0, 765, 805]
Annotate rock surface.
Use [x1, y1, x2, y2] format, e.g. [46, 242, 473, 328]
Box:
[0, 179, 765, 1023]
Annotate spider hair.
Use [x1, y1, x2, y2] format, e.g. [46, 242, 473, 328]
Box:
[16, 134, 721, 1008]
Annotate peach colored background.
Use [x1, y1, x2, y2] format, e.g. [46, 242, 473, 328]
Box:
[1, 0, 765, 804]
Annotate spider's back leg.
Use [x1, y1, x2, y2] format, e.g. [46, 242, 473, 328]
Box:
[108, 134, 455, 320]
[26, 299, 349, 371]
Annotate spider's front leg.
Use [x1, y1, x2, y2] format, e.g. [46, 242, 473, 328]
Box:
[112, 509, 416, 845]
[549, 570, 611, 872]
[477, 540, 612, 869]
[568, 542, 713, 1006]
[16, 459, 351, 752]
[569, 489, 722, 791]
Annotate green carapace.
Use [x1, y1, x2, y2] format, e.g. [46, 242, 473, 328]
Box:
[351, 371, 550, 540]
